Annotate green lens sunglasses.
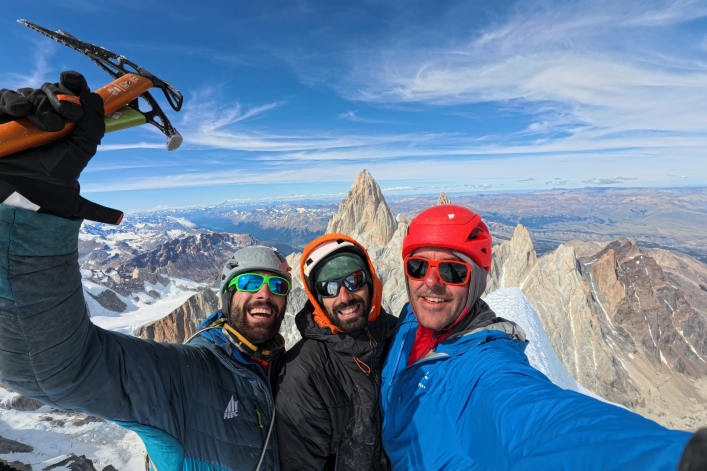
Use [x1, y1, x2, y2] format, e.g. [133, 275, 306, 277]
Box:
[226, 273, 291, 296]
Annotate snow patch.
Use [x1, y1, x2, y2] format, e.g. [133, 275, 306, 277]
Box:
[485, 288, 605, 401]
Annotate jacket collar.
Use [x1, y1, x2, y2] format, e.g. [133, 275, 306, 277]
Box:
[295, 302, 392, 361]
[193, 311, 284, 376]
[402, 299, 528, 364]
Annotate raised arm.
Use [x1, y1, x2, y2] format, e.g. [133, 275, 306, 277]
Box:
[460, 335, 692, 470]
[0, 74, 198, 437]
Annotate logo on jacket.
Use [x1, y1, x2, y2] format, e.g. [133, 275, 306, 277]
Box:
[418, 371, 430, 389]
[224, 396, 239, 419]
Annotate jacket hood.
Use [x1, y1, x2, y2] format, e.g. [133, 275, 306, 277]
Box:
[300, 233, 383, 335]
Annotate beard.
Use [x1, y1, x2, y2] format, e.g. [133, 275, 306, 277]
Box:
[228, 298, 285, 346]
[326, 296, 370, 335]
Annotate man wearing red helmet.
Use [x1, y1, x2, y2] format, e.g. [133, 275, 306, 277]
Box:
[380, 204, 700, 471]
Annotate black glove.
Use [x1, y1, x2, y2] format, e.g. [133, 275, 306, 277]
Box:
[0, 71, 123, 224]
[679, 427, 707, 471]
[0, 72, 84, 131]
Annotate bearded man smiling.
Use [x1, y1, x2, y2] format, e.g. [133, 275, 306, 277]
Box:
[274, 234, 396, 471]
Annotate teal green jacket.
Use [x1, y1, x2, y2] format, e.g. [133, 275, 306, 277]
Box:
[0, 206, 280, 471]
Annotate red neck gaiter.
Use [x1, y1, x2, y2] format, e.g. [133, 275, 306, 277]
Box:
[407, 306, 469, 366]
[250, 355, 271, 377]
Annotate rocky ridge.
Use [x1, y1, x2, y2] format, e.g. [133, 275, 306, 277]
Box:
[487, 225, 707, 429]
[124, 232, 256, 283]
[135, 289, 219, 343]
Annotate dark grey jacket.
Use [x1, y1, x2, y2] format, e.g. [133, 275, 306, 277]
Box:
[0, 206, 280, 471]
[274, 303, 396, 471]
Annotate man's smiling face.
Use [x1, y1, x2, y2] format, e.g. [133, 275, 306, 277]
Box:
[228, 270, 287, 346]
[408, 247, 469, 330]
[320, 280, 371, 334]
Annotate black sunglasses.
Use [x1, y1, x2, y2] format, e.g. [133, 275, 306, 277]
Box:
[315, 270, 368, 298]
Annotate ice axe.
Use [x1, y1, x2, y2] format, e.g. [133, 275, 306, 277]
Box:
[0, 20, 184, 159]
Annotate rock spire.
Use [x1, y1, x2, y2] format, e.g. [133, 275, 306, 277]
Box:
[437, 192, 451, 205]
[326, 169, 397, 249]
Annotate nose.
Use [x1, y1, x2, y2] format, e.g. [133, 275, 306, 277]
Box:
[424, 266, 444, 289]
[257, 282, 276, 299]
[336, 285, 353, 303]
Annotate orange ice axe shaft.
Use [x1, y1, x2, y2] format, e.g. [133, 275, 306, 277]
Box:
[0, 20, 184, 159]
[0, 74, 154, 159]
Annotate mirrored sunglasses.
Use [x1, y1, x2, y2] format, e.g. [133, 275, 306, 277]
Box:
[315, 270, 368, 298]
[404, 256, 471, 286]
[227, 273, 290, 296]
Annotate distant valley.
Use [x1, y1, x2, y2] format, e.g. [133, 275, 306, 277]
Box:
[389, 187, 707, 262]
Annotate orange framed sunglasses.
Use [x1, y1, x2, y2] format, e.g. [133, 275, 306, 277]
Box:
[404, 256, 471, 286]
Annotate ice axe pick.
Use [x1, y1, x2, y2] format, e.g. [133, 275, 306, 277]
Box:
[0, 20, 184, 159]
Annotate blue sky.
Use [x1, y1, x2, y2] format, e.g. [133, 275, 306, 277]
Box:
[2, 0, 707, 210]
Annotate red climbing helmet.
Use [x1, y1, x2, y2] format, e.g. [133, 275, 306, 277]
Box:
[402, 204, 492, 273]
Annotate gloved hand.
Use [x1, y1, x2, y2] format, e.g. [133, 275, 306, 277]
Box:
[0, 71, 123, 224]
[0, 72, 84, 131]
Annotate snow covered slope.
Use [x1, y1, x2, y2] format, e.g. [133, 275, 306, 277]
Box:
[485, 288, 603, 400]
[0, 387, 145, 470]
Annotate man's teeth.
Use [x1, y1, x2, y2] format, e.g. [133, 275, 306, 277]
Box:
[250, 308, 273, 317]
[339, 305, 359, 315]
[424, 297, 446, 303]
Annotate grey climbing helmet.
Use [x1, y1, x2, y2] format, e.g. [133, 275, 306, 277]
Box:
[219, 245, 292, 314]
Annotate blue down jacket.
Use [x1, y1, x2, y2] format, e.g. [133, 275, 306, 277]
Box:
[380, 303, 691, 471]
[0, 206, 280, 471]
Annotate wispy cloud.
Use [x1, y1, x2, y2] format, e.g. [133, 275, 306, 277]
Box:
[344, 0, 707, 148]
[338, 110, 390, 124]
[582, 177, 637, 185]
[0, 41, 54, 89]
[97, 142, 165, 152]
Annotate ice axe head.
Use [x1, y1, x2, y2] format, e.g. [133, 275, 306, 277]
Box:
[18, 19, 183, 151]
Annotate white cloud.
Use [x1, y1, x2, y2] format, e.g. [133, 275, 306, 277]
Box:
[581, 177, 636, 184]
[97, 142, 165, 152]
[344, 0, 707, 147]
[0, 41, 55, 89]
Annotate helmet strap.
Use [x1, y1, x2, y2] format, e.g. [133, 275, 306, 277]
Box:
[222, 323, 285, 361]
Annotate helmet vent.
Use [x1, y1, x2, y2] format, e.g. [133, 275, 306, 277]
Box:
[306, 258, 313, 267]
[468, 227, 483, 240]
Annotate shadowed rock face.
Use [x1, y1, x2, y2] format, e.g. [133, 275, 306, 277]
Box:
[134, 289, 219, 343]
[0, 436, 33, 453]
[487, 227, 707, 429]
[125, 232, 256, 283]
[44, 454, 99, 471]
[0, 394, 43, 412]
[326, 169, 397, 249]
[86, 290, 127, 313]
[584, 239, 707, 378]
